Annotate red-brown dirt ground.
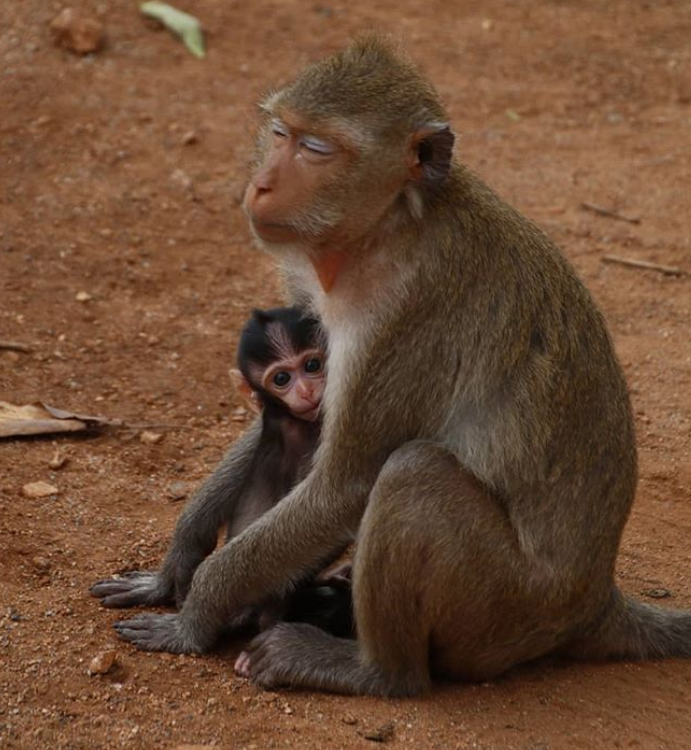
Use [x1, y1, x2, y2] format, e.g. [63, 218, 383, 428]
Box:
[1, 1, 690, 748]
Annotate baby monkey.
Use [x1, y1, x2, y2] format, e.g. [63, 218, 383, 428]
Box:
[231, 306, 325, 519]
[231, 307, 352, 660]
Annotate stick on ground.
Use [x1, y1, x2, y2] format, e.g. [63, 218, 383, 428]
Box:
[0, 341, 32, 353]
[602, 255, 688, 277]
[582, 201, 641, 224]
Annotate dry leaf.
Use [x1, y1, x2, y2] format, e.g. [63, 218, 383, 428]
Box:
[0, 401, 118, 438]
[0, 402, 87, 438]
[1, 401, 179, 441]
[140, 2, 206, 59]
[40, 403, 119, 424]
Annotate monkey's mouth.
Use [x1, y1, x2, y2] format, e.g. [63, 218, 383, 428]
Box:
[294, 404, 321, 422]
[247, 214, 300, 244]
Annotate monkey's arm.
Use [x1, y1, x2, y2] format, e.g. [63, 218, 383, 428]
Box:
[112, 448, 370, 653]
[91, 419, 263, 608]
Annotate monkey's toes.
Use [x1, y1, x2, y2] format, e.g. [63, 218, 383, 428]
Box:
[234, 650, 252, 678]
[246, 623, 321, 689]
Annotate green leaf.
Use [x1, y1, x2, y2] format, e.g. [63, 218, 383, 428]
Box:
[140, 1, 205, 59]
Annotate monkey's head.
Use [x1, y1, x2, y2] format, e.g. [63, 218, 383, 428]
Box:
[232, 307, 326, 422]
[243, 36, 455, 259]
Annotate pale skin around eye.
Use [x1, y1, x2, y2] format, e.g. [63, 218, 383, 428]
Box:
[231, 349, 326, 422]
[271, 118, 336, 157]
[262, 348, 326, 422]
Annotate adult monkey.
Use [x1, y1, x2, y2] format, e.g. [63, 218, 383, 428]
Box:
[93, 37, 691, 696]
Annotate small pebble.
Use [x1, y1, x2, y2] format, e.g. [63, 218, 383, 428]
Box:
[49, 451, 68, 470]
[22, 481, 58, 498]
[231, 407, 248, 423]
[140, 430, 163, 445]
[168, 482, 190, 501]
[361, 722, 395, 743]
[32, 556, 51, 574]
[88, 650, 117, 676]
[50, 8, 105, 55]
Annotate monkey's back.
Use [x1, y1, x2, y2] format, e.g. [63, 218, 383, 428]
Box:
[408, 165, 638, 581]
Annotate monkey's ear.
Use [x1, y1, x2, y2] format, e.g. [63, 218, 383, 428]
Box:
[229, 369, 263, 414]
[409, 124, 455, 186]
[230, 368, 252, 399]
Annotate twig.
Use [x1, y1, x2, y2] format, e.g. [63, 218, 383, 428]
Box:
[581, 201, 641, 224]
[0, 341, 32, 353]
[119, 422, 190, 431]
[602, 255, 688, 277]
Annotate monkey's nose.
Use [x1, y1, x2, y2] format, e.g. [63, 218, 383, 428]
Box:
[297, 382, 315, 400]
[248, 182, 270, 205]
[253, 183, 271, 197]
[251, 165, 277, 193]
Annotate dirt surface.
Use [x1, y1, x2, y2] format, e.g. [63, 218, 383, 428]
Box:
[1, 0, 690, 748]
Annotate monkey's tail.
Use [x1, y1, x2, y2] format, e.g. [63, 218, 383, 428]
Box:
[567, 586, 691, 662]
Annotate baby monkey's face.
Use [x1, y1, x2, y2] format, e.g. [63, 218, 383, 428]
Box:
[261, 347, 326, 422]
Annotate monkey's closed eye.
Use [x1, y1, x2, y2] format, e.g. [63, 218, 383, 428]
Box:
[273, 371, 291, 387]
[271, 119, 290, 138]
[300, 135, 335, 155]
[304, 358, 322, 373]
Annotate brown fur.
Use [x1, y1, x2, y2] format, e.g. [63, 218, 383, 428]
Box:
[93, 36, 691, 695]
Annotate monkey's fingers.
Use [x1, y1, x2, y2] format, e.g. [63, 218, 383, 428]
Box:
[113, 613, 195, 654]
[90, 572, 167, 608]
[314, 573, 351, 590]
[316, 561, 352, 584]
[99, 591, 150, 608]
[91, 571, 154, 595]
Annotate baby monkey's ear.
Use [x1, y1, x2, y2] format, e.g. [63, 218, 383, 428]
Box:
[229, 369, 262, 414]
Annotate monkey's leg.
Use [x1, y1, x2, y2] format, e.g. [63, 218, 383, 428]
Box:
[245, 441, 555, 696]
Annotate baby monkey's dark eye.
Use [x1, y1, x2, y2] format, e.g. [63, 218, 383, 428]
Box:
[304, 358, 322, 373]
[273, 371, 291, 387]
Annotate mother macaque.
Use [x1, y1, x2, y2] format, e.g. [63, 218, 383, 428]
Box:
[93, 37, 691, 696]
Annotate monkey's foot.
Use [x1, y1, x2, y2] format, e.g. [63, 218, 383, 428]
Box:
[244, 622, 379, 695]
[113, 613, 204, 654]
[90, 571, 172, 608]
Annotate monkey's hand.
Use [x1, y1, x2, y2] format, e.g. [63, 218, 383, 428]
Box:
[113, 612, 207, 654]
[315, 560, 352, 588]
[90, 571, 174, 609]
